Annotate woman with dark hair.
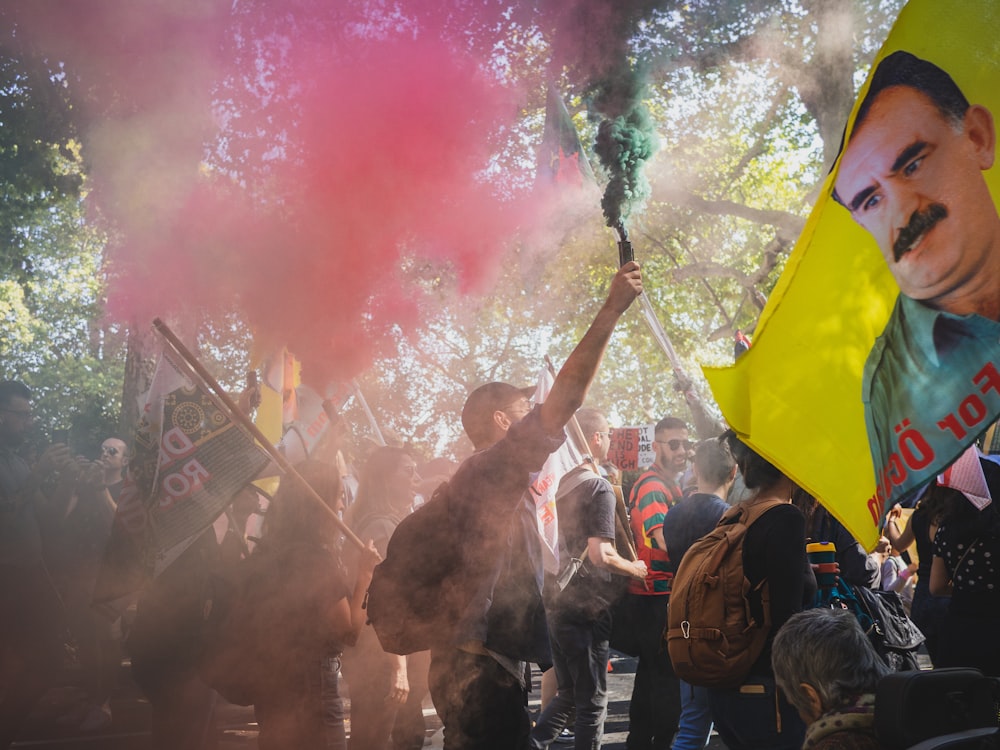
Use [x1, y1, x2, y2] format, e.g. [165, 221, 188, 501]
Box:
[929, 460, 1000, 676]
[884, 481, 961, 665]
[249, 460, 378, 750]
[341, 446, 424, 750]
[706, 431, 816, 750]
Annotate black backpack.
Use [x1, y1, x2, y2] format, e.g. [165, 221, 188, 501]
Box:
[875, 668, 1000, 749]
[365, 482, 471, 655]
[814, 579, 924, 672]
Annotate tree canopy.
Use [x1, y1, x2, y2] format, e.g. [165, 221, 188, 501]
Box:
[0, 0, 906, 461]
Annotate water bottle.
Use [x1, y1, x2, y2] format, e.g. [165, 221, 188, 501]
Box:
[807, 541, 838, 593]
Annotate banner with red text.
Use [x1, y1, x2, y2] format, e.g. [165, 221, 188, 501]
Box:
[528, 367, 585, 573]
[95, 345, 271, 603]
[607, 425, 656, 473]
[704, 0, 1000, 549]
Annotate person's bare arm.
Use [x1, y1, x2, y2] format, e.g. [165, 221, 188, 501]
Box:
[929, 555, 952, 597]
[885, 504, 915, 550]
[335, 541, 381, 647]
[540, 263, 642, 436]
[387, 655, 409, 705]
[587, 537, 646, 580]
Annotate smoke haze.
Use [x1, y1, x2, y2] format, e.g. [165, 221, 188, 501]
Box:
[14, 1, 551, 385]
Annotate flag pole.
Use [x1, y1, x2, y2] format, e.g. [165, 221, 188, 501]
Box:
[152, 318, 368, 552]
[613, 224, 725, 439]
[351, 380, 387, 446]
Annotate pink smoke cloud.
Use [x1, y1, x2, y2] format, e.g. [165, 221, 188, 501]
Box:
[16, 1, 542, 386]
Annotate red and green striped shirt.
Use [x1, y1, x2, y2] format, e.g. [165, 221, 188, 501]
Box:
[628, 467, 682, 595]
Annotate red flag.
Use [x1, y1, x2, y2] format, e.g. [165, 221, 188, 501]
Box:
[538, 85, 595, 187]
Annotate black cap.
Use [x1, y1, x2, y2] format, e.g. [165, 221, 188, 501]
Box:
[461, 382, 535, 449]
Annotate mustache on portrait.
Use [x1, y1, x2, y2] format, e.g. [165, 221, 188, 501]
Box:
[893, 203, 948, 262]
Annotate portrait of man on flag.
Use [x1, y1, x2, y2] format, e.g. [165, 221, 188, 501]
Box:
[833, 50, 1000, 505]
[704, 1, 1000, 548]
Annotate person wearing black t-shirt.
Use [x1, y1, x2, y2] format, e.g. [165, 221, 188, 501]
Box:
[530, 408, 646, 750]
[706, 432, 816, 750]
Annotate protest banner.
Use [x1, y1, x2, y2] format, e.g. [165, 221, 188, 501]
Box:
[94, 341, 273, 603]
[528, 366, 585, 572]
[96, 323, 368, 605]
[607, 425, 655, 473]
[704, 0, 1000, 548]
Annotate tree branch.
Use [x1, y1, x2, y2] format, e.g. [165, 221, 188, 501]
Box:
[656, 188, 805, 239]
[639, 230, 734, 329]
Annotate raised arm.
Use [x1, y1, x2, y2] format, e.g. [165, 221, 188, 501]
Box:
[884, 504, 915, 550]
[539, 262, 642, 436]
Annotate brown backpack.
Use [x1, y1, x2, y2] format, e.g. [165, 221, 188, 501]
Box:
[665, 498, 785, 688]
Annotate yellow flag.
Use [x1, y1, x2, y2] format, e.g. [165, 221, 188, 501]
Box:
[705, 0, 1000, 549]
[252, 348, 299, 493]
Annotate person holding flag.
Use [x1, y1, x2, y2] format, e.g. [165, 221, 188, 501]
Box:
[341, 447, 422, 750]
[246, 460, 379, 750]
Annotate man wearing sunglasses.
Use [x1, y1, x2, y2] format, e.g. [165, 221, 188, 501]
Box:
[98, 438, 129, 503]
[623, 416, 691, 750]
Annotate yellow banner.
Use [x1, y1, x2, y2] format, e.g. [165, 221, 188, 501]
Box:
[252, 348, 298, 493]
[705, 0, 1000, 549]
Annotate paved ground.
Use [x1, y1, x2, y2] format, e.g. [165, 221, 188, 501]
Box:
[12, 650, 729, 750]
[510, 650, 727, 750]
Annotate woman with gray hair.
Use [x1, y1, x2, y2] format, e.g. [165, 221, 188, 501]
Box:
[772, 608, 890, 749]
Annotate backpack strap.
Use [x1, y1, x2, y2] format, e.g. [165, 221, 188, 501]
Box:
[554, 464, 606, 590]
[556, 464, 602, 501]
[611, 483, 638, 561]
[723, 497, 789, 528]
[724, 497, 788, 629]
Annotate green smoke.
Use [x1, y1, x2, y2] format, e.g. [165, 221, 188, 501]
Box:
[591, 59, 658, 228]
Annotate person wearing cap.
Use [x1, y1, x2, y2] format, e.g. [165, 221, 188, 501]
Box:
[426, 262, 643, 750]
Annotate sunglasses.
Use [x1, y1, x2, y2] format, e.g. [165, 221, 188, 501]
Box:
[101, 446, 120, 456]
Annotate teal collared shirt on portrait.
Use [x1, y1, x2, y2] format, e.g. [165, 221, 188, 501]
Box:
[863, 294, 1000, 508]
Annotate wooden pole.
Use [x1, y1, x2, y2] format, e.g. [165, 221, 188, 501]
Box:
[152, 318, 367, 552]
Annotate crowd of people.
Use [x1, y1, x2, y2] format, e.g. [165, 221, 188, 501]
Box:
[1, 262, 999, 750]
